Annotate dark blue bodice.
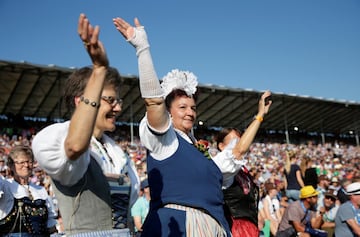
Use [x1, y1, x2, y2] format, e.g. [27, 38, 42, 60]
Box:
[146, 133, 230, 234]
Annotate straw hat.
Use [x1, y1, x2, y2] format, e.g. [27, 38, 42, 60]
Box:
[346, 182, 360, 195]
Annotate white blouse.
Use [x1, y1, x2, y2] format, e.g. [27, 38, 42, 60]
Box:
[139, 115, 247, 189]
[0, 177, 58, 228]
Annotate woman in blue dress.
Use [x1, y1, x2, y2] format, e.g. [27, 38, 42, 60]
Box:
[113, 17, 231, 237]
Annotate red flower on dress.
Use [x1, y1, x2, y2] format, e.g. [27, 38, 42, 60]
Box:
[195, 139, 211, 159]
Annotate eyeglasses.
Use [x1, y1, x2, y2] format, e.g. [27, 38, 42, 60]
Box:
[101, 96, 123, 107]
[14, 160, 33, 166]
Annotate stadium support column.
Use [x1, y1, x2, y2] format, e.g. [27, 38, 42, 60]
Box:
[321, 133, 325, 145]
[320, 120, 325, 145]
[356, 132, 359, 147]
[285, 130, 290, 144]
[284, 115, 290, 144]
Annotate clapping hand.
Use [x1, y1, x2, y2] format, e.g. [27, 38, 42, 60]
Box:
[78, 13, 109, 68]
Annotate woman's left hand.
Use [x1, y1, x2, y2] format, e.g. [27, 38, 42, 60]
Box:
[113, 17, 141, 41]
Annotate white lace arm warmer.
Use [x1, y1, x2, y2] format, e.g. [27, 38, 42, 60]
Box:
[128, 26, 164, 98]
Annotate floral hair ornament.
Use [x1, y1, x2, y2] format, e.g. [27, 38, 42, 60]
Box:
[161, 69, 198, 98]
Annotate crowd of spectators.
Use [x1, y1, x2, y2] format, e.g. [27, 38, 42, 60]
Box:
[1, 124, 359, 235]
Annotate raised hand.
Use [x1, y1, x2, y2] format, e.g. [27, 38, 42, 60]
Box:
[258, 91, 272, 116]
[113, 17, 149, 55]
[78, 13, 109, 68]
[113, 17, 141, 40]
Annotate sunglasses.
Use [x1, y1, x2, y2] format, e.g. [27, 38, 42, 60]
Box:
[325, 196, 336, 201]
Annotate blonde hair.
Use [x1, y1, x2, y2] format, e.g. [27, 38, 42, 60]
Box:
[300, 157, 312, 177]
[285, 150, 296, 174]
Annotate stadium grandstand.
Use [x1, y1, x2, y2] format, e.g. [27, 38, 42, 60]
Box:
[0, 59, 359, 146]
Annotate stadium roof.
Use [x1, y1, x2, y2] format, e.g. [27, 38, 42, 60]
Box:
[1, 59, 359, 137]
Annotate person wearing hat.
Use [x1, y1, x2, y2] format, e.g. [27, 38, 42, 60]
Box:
[276, 185, 326, 237]
[113, 15, 265, 237]
[337, 178, 352, 204]
[329, 176, 341, 192]
[131, 179, 150, 237]
[316, 175, 330, 211]
[320, 188, 339, 237]
[334, 182, 360, 237]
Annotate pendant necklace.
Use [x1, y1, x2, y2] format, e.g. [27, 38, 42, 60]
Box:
[24, 183, 33, 200]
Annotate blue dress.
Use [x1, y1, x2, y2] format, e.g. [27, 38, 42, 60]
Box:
[141, 133, 231, 236]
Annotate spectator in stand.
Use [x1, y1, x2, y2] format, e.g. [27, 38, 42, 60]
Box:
[345, 168, 356, 180]
[317, 174, 330, 209]
[262, 182, 282, 236]
[131, 179, 150, 237]
[337, 178, 352, 204]
[320, 189, 339, 237]
[258, 200, 269, 237]
[301, 157, 318, 189]
[0, 156, 6, 168]
[334, 182, 360, 237]
[284, 150, 305, 202]
[329, 176, 341, 192]
[0, 156, 10, 178]
[30, 166, 45, 186]
[275, 179, 289, 217]
[0, 167, 6, 178]
[113, 16, 231, 236]
[32, 14, 139, 236]
[0, 145, 58, 235]
[273, 164, 289, 215]
[276, 185, 326, 237]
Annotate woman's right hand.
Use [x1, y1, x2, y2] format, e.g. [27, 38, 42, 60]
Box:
[113, 17, 149, 55]
[257, 90, 272, 117]
[78, 13, 109, 68]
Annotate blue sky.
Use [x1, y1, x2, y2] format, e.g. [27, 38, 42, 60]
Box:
[1, 0, 359, 102]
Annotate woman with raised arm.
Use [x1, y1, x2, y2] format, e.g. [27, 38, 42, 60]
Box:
[114, 17, 231, 236]
[211, 90, 272, 237]
[32, 14, 139, 236]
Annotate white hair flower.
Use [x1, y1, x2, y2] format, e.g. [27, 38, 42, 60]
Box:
[161, 69, 198, 98]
